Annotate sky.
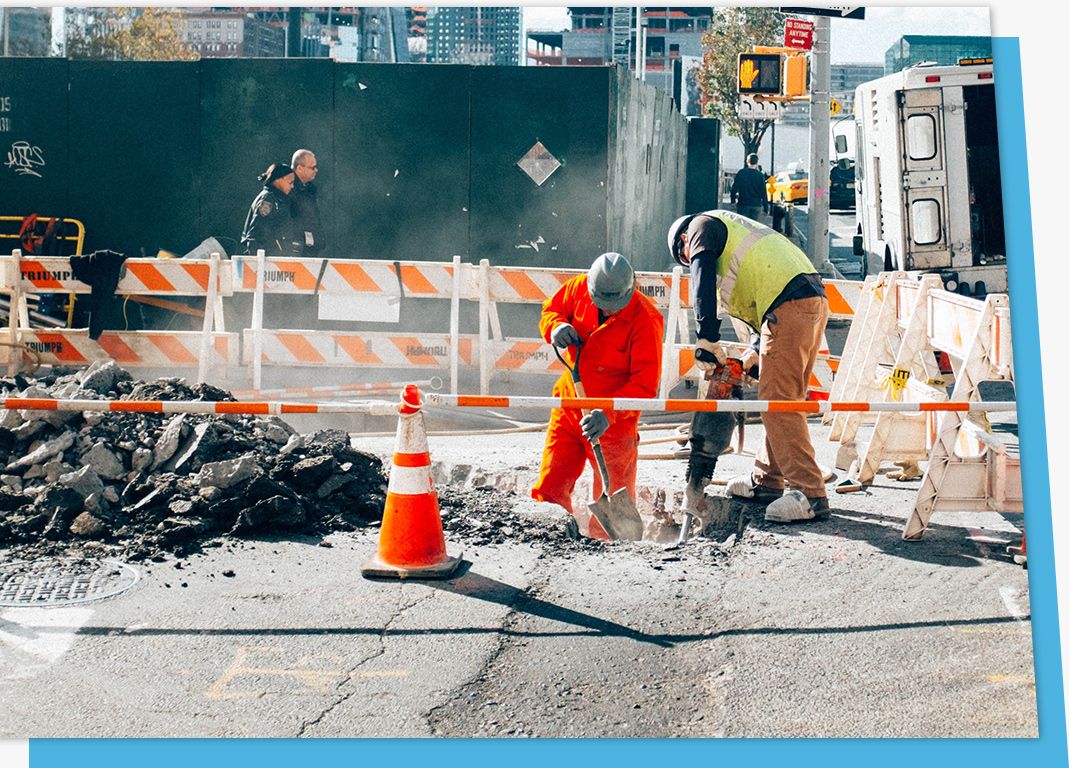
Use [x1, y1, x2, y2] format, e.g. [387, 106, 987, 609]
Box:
[522, 5, 992, 65]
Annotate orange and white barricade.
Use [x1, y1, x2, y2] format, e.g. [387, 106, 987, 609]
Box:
[836, 274, 949, 481]
[823, 269, 1018, 541]
[903, 291, 1016, 540]
[2, 249, 232, 381]
[240, 252, 472, 393]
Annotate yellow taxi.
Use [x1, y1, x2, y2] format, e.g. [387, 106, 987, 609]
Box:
[768, 169, 809, 205]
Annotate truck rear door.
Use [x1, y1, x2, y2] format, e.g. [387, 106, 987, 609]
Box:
[899, 87, 953, 270]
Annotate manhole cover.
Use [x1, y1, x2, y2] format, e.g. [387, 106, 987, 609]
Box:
[0, 558, 140, 607]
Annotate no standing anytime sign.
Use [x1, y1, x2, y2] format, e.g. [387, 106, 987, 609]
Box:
[784, 18, 814, 50]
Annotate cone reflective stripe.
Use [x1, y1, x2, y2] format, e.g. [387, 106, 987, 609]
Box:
[362, 384, 462, 580]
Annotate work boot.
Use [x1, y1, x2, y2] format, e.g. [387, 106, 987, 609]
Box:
[725, 473, 783, 503]
[764, 490, 831, 523]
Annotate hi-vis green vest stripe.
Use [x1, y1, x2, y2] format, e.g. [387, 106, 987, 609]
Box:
[702, 209, 817, 330]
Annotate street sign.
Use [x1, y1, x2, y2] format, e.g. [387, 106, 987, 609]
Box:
[738, 95, 783, 121]
[784, 18, 814, 50]
[779, 6, 865, 19]
[830, 98, 842, 115]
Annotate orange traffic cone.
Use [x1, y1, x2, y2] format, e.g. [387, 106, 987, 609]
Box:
[362, 384, 462, 580]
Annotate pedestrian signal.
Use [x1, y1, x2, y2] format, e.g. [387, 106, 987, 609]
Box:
[738, 52, 783, 95]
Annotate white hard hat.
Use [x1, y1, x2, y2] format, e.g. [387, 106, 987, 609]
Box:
[667, 214, 695, 266]
[587, 252, 635, 312]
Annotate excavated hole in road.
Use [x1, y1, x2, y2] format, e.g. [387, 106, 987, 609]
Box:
[432, 462, 749, 562]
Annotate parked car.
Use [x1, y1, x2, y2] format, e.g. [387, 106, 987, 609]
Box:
[768, 169, 808, 205]
[767, 161, 856, 209]
[829, 158, 856, 210]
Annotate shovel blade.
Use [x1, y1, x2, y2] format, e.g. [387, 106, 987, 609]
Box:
[587, 497, 618, 540]
[587, 488, 643, 541]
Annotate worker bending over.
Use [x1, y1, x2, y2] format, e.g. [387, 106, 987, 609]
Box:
[667, 210, 830, 523]
[530, 253, 664, 530]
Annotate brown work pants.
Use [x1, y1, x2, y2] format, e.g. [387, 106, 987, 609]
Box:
[752, 295, 830, 498]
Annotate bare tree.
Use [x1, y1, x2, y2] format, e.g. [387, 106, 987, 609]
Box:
[695, 7, 785, 157]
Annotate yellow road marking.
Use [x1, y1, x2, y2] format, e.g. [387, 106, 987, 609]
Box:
[205, 645, 408, 701]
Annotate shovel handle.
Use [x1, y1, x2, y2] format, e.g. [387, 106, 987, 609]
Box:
[590, 442, 613, 491]
[552, 344, 601, 447]
[551, 342, 611, 486]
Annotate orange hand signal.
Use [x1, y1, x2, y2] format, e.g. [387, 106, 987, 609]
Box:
[740, 59, 760, 89]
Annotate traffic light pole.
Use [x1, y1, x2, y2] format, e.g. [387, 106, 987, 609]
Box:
[806, 15, 834, 276]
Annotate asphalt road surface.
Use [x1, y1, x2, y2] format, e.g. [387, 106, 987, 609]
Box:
[0, 421, 1035, 738]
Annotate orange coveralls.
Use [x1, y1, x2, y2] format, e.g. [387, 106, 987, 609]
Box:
[530, 274, 664, 517]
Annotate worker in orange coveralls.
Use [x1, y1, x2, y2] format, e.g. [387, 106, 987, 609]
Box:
[530, 252, 664, 536]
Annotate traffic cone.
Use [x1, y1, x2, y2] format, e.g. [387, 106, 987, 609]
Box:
[362, 384, 462, 580]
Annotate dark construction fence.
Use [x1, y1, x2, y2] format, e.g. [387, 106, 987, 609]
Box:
[1, 58, 717, 274]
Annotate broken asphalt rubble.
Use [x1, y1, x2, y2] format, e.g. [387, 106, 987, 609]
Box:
[0, 361, 589, 565]
[0, 361, 388, 560]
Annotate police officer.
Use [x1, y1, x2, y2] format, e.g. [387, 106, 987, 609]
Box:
[667, 210, 830, 524]
[241, 163, 300, 256]
[290, 149, 323, 257]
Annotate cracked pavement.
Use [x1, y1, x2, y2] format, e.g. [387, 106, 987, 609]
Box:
[0, 419, 1036, 738]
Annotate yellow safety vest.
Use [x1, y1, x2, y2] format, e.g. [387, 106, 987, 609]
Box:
[699, 209, 817, 330]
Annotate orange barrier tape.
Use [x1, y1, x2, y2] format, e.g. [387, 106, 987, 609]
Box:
[0, 396, 1014, 417]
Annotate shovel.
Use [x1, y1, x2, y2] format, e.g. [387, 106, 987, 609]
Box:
[553, 345, 644, 541]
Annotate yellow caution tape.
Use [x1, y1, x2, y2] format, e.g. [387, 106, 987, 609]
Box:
[881, 367, 910, 401]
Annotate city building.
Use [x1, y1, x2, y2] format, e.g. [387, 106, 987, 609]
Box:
[884, 34, 992, 74]
[830, 62, 883, 115]
[181, 10, 244, 58]
[241, 14, 285, 58]
[406, 7, 428, 62]
[0, 7, 51, 56]
[526, 7, 711, 94]
[239, 7, 407, 61]
[427, 7, 521, 66]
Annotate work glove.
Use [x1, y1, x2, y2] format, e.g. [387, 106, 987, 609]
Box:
[740, 347, 760, 376]
[580, 409, 610, 443]
[694, 339, 727, 371]
[550, 323, 580, 349]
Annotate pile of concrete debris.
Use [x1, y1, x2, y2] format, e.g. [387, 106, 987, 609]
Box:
[0, 362, 388, 560]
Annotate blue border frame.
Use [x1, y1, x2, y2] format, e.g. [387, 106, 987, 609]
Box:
[28, 36, 1065, 768]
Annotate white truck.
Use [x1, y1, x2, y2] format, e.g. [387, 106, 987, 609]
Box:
[852, 59, 1006, 294]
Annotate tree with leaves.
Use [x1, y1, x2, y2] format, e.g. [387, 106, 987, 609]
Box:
[66, 8, 197, 61]
[695, 7, 785, 158]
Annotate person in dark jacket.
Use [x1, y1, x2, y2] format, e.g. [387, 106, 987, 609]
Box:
[731, 153, 769, 222]
[241, 163, 299, 256]
[290, 148, 323, 257]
